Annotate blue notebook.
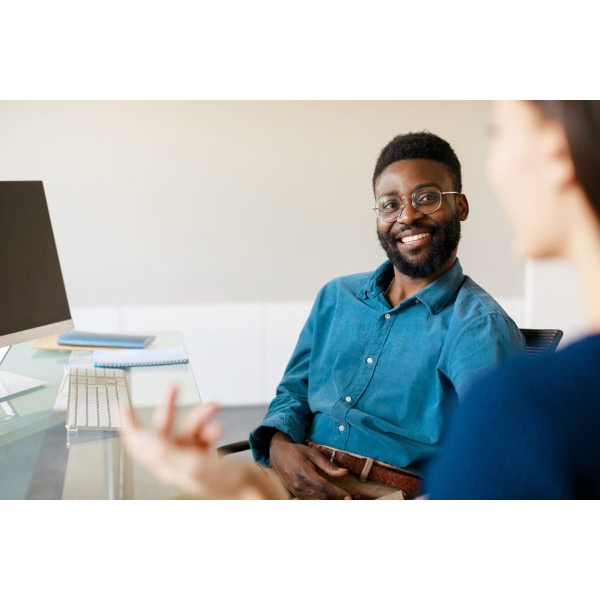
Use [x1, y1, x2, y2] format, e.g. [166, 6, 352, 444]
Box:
[57, 331, 155, 349]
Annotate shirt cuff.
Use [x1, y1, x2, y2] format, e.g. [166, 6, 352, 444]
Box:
[249, 414, 307, 467]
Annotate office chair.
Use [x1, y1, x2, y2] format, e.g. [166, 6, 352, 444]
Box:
[519, 328, 563, 355]
[217, 328, 564, 456]
[218, 439, 251, 455]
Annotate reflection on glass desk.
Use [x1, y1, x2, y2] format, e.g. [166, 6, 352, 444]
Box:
[0, 332, 201, 499]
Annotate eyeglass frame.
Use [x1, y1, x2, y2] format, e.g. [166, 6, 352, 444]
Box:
[372, 186, 462, 223]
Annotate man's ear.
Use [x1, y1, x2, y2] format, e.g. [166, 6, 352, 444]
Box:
[457, 194, 469, 221]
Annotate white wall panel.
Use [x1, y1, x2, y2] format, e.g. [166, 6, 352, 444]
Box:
[524, 259, 587, 346]
[263, 302, 312, 402]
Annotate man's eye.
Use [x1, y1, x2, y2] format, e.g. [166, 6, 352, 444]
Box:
[416, 193, 439, 205]
[382, 200, 400, 211]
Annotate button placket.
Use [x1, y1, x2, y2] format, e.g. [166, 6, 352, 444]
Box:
[333, 308, 393, 424]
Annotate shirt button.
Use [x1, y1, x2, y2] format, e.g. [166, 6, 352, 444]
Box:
[384, 313, 391, 319]
[345, 396, 352, 403]
[366, 357, 373, 364]
[415, 299, 420, 304]
[338, 425, 345, 432]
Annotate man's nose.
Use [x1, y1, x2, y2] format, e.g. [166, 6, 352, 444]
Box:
[396, 201, 421, 225]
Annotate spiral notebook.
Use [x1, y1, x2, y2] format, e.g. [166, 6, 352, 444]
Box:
[92, 346, 189, 368]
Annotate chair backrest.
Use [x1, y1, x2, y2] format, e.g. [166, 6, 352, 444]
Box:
[519, 328, 563, 356]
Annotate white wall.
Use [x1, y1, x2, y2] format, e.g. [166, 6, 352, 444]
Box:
[0, 101, 524, 306]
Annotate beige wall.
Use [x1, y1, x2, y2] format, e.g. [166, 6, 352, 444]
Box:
[0, 101, 523, 305]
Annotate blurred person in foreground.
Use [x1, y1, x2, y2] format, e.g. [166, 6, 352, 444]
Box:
[126, 100, 600, 499]
[424, 100, 600, 499]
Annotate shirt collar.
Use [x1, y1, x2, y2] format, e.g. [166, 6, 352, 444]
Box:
[360, 258, 465, 314]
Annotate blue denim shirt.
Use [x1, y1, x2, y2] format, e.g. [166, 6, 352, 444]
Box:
[250, 259, 525, 472]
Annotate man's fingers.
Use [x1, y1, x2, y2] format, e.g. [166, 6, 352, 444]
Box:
[152, 385, 179, 437]
[308, 448, 349, 478]
[317, 478, 352, 500]
[302, 469, 351, 500]
[292, 464, 351, 500]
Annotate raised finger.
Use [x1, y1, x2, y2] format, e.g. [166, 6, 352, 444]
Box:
[120, 402, 140, 431]
[152, 385, 179, 437]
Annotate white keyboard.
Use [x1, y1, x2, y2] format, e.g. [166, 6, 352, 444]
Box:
[65, 367, 131, 431]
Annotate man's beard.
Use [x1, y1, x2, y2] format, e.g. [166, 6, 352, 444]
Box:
[377, 214, 461, 279]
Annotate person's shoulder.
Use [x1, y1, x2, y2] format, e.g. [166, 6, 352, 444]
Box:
[470, 334, 600, 404]
[558, 332, 600, 361]
[547, 333, 600, 381]
[454, 275, 516, 323]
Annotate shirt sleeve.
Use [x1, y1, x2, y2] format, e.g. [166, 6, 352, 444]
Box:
[424, 364, 571, 499]
[249, 289, 324, 467]
[445, 313, 525, 399]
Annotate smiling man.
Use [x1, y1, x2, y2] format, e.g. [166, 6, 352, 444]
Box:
[249, 131, 525, 499]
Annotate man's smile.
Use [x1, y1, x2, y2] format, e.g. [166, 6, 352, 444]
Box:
[393, 229, 435, 250]
[398, 232, 432, 245]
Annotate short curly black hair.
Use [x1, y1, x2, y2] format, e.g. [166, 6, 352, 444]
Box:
[372, 131, 462, 192]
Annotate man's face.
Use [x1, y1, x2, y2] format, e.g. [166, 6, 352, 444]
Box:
[374, 158, 469, 279]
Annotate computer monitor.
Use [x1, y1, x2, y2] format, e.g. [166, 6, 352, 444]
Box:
[0, 181, 74, 399]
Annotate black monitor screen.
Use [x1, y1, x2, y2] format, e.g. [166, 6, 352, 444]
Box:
[0, 181, 71, 337]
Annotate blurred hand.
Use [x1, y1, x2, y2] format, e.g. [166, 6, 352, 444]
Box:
[269, 432, 351, 499]
[121, 387, 287, 499]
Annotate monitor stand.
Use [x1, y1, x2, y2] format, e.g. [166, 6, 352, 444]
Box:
[0, 371, 46, 400]
[0, 347, 46, 400]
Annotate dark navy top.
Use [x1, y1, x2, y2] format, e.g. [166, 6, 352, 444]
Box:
[426, 334, 600, 499]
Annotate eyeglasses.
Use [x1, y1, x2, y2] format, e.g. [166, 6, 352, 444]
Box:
[372, 187, 461, 223]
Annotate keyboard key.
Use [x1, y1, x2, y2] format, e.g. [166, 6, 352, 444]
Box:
[98, 387, 110, 428]
[76, 388, 87, 427]
[87, 385, 98, 427]
[107, 386, 119, 427]
[117, 385, 129, 404]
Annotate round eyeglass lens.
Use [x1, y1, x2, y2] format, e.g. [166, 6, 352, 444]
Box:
[411, 188, 443, 214]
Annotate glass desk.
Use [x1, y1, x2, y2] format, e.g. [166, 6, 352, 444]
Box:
[0, 332, 201, 499]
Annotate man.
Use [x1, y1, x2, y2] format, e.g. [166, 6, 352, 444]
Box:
[248, 131, 525, 499]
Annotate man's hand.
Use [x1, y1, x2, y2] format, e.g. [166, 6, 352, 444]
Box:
[269, 431, 352, 499]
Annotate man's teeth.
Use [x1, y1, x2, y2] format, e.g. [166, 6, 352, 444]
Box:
[400, 232, 430, 244]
